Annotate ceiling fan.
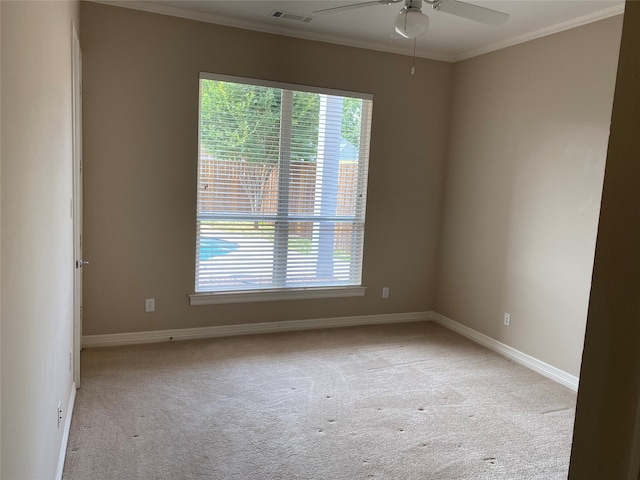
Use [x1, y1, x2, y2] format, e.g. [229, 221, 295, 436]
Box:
[313, 0, 510, 39]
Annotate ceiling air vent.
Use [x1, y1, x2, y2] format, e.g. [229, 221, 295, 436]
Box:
[272, 10, 315, 23]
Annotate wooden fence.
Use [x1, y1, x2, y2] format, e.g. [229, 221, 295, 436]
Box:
[198, 159, 360, 251]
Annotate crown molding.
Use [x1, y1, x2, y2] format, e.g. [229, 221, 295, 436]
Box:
[454, 2, 625, 62]
[89, 0, 624, 63]
[89, 0, 455, 62]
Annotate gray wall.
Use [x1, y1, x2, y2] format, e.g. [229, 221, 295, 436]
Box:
[1, 1, 79, 478]
[0, 1, 633, 476]
[80, 4, 623, 379]
[80, 2, 452, 336]
[436, 16, 623, 377]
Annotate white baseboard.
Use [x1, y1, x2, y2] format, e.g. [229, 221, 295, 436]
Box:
[82, 311, 434, 348]
[56, 381, 76, 480]
[82, 310, 578, 391]
[432, 312, 579, 391]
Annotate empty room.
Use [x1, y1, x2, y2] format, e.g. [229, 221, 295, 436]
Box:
[3, 0, 640, 479]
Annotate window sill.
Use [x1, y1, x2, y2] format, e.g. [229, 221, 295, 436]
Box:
[189, 286, 367, 306]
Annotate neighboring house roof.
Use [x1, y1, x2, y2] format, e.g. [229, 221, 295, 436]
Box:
[340, 138, 358, 162]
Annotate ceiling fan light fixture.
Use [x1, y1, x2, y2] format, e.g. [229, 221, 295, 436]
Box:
[394, 7, 429, 38]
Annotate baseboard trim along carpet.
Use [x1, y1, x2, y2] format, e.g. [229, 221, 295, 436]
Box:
[81, 311, 433, 348]
[56, 381, 76, 480]
[67, 322, 578, 479]
[82, 311, 578, 391]
[432, 313, 579, 391]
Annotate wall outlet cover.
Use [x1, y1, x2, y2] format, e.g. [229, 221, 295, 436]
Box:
[145, 298, 155, 312]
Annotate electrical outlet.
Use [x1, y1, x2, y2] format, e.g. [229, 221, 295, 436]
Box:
[145, 298, 155, 313]
[504, 312, 511, 326]
[382, 287, 390, 299]
[57, 402, 63, 428]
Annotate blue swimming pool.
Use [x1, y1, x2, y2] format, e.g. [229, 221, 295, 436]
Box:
[199, 237, 239, 261]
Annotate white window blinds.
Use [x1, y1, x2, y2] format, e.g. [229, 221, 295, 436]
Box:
[196, 73, 373, 294]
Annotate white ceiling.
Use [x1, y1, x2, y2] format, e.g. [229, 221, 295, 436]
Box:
[98, 0, 625, 61]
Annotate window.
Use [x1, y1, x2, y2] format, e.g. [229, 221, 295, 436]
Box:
[192, 73, 372, 304]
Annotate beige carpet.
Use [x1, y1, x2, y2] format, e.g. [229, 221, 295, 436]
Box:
[63, 322, 576, 479]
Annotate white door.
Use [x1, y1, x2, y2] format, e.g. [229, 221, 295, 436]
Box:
[72, 24, 84, 387]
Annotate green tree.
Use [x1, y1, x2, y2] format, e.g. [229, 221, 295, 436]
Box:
[291, 90, 321, 162]
[199, 80, 363, 219]
[200, 81, 282, 164]
[200, 81, 283, 221]
[341, 97, 363, 150]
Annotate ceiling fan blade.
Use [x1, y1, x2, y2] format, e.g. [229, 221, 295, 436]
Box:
[313, 0, 400, 15]
[433, 0, 509, 26]
[313, 1, 383, 14]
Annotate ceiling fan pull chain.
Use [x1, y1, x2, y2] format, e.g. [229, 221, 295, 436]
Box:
[411, 38, 417, 75]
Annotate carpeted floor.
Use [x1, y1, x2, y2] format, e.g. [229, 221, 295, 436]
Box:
[63, 322, 576, 479]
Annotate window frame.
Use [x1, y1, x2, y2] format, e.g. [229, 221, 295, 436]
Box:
[190, 72, 372, 306]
